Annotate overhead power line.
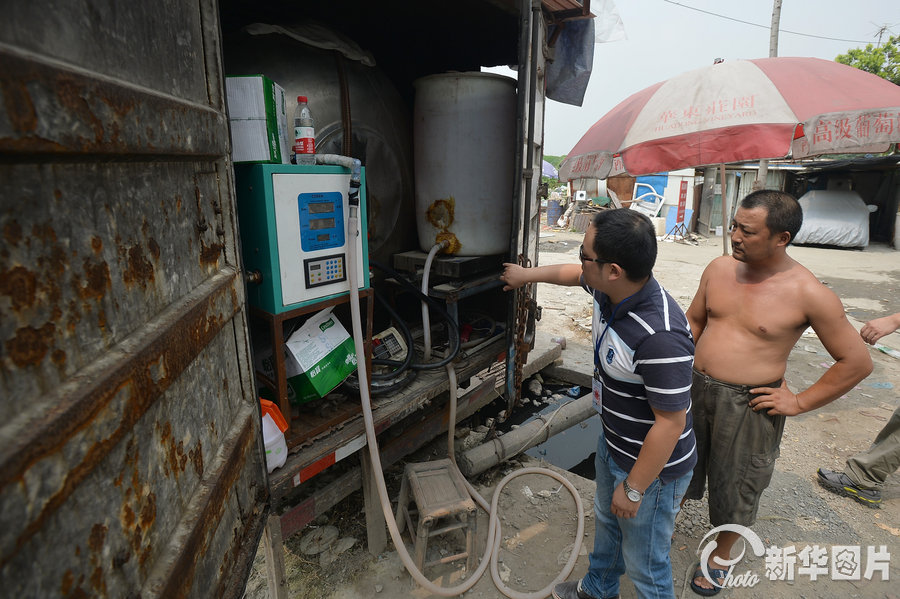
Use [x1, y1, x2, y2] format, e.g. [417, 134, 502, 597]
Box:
[662, 0, 876, 45]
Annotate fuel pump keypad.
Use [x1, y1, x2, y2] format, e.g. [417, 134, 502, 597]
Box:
[304, 254, 346, 288]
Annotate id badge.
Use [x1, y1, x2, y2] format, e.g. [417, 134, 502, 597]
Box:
[592, 375, 603, 414]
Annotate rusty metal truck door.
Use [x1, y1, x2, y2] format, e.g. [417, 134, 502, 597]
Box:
[506, 0, 548, 409]
[0, 3, 268, 598]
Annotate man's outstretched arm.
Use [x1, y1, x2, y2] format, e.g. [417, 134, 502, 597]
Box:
[500, 262, 582, 291]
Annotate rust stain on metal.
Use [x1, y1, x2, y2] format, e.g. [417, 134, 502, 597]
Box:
[57, 77, 104, 145]
[120, 243, 155, 288]
[148, 237, 160, 261]
[199, 241, 224, 265]
[159, 421, 188, 476]
[116, 437, 158, 574]
[190, 443, 204, 477]
[31, 222, 57, 244]
[51, 349, 67, 367]
[6, 322, 55, 367]
[90, 236, 103, 254]
[435, 231, 461, 254]
[3, 220, 23, 247]
[0, 64, 38, 133]
[426, 197, 455, 229]
[0, 270, 241, 570]
[90, 566, 106, 595]
[60, 570, 74, 595]
[42, 241, 69, 284]
[111, 549, 130, 569]
[88, 523, 109, 595]
[0, 265, 37, 311]
[425, 198, 462, 254]
[139, 491, 157, 531]
[88, 523, 106, 553]
[66, 299, 81, 333]
[78, 257, 110, 301]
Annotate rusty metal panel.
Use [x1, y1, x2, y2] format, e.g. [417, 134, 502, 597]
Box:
[0, 0, 268, 597]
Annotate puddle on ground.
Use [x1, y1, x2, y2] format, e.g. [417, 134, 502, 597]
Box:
[523, 400, 600, 481]
[484, 383, 601, 481]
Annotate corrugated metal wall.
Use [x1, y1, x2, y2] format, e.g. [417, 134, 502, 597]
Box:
[0, 1, 268, 597]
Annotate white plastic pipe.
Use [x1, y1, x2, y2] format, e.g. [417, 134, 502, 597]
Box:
[421, 241, 448, 361]
[342, 167, 584, 597]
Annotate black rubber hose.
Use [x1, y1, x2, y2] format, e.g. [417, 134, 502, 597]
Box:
[370, 289, 415, 380]
[345, 367, 417, 396]
[370, 259, 461, 370]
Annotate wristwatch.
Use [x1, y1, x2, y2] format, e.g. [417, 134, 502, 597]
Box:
[623, 478, 644, 503]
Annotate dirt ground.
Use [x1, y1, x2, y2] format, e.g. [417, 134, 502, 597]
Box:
[244, 226, 900, 599]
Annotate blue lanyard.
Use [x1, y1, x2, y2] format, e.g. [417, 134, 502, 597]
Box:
[595, 293, 635, 356]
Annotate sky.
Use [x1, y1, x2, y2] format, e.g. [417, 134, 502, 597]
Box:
[502, 0, 900, 156]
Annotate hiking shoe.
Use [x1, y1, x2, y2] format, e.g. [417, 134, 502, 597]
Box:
[817, 468, 882, 507]
[552, 580, 617, 599]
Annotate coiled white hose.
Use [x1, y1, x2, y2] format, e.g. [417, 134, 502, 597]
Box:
[345, 198, 584, 598]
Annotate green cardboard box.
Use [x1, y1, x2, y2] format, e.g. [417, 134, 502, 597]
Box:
[258, 307, 357, 406]
[225, 74, 289, 164]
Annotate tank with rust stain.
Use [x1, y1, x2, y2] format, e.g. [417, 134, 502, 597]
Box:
[413, 72, 517, 256]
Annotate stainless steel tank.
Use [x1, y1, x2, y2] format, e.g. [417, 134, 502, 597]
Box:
[223, 26, 416, 265]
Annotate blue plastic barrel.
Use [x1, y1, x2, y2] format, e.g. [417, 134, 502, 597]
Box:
[547, 199, 562, 226]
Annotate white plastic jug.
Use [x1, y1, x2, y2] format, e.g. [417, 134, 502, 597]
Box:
[261, 412, 287, 473]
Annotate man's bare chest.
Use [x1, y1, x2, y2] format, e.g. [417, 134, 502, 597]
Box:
[706, 278, 807, 338]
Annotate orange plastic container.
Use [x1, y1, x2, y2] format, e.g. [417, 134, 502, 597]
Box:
[260, 398, 288, 432]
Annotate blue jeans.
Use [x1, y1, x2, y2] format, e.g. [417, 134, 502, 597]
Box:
[581, 428, 690, 599]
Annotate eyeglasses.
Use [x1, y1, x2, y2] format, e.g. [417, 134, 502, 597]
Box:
[579, 244, 610, 265]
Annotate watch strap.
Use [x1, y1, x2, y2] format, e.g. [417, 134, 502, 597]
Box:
[623, 478, 643, 500]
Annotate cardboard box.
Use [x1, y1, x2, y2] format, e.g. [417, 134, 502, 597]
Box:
[226, 75, 289, 164]
[257, 307, 357, 406]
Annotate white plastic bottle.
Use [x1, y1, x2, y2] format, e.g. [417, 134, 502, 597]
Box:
[260, 399, 288, 473]
[292, 95, 316, 165]
[261, 412, 287, 473]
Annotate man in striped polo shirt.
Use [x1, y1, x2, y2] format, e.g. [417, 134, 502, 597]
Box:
[501, 209, 696, 599]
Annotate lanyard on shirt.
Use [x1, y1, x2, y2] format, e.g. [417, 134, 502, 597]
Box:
[595, 292, 636, 357]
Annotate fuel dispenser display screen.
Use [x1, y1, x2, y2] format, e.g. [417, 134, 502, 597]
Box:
[298, 191, 344, 251]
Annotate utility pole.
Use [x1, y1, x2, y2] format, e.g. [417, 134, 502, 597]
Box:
[755, 0, 782, 190]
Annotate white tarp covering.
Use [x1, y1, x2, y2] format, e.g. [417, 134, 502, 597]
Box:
[794, 189, 871, 248]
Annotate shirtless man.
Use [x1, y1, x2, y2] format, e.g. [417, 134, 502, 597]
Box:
[684, 189, 873, 596]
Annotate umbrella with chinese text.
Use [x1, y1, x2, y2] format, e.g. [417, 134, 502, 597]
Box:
[558, 57, 900, 253]
[559, 57, 900, 182]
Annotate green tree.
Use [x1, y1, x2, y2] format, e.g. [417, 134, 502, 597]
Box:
[836, 34, 900, 85]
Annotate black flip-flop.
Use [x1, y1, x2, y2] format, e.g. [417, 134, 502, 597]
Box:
[689, 561, 728, 596]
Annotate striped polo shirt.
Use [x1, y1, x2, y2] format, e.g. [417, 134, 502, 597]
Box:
[582, 275, 697, 483]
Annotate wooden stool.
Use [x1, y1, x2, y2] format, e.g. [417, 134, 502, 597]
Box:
[394, 458, 477, 573]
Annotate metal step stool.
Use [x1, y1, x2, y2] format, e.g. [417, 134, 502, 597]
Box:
[394, 458, 477, 573]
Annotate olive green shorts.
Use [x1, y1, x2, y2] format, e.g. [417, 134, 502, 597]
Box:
[685, 368, 785, 527]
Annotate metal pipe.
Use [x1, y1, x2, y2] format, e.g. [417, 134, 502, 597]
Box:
[457, 394, 596, 477]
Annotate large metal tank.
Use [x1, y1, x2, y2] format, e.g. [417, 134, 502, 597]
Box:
[413, 72, 517, 256]
[222, 26, 416, 266]
[0, 3, 267, 597]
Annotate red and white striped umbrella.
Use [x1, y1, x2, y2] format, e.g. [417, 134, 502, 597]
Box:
[559, 57, 900, 181]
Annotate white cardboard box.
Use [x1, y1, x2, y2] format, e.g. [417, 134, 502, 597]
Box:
[255, 307, 358, 405]
[226, 75, 289, 164]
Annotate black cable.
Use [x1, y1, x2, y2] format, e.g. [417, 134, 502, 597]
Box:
[344, 367, 417, 396]
[370, 289, 414, 380]
[370, 259, 461, 370]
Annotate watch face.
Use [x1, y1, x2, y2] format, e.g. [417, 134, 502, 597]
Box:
[626, 489, 642, 502]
